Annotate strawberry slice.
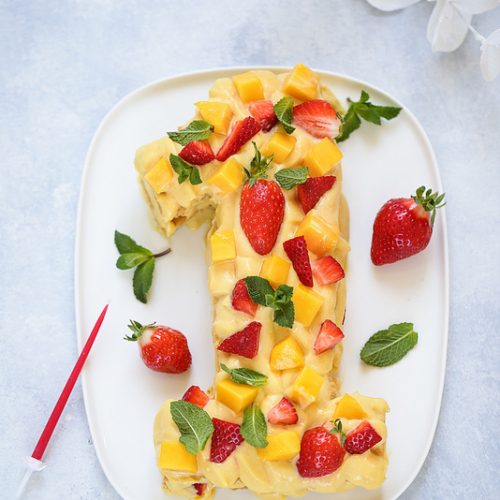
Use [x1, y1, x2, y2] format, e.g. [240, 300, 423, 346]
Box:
[292, 99, 341, 139]
[216, 117, 261, 161]
[297, 176, 336, 214]
[179, 140, 215, 165]
[181, 385, 209, 408]
[267, 397, 298, 425]
[248, 100, 278, 132]
[217, 321, 261, 359]
[231, 279, 258, 316]
[314, 320, 344, 354]
[344, 421, 382, 454]
[210, 418, 244, 463]
[283, 236, 313, 287]
[311, 256, 345, 286]
[193, 484, 206, 496]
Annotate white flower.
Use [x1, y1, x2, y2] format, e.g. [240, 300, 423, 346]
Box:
[366, 0, 422, 11]
[427, 0, 471, 52]
[480, 28, 500, 80]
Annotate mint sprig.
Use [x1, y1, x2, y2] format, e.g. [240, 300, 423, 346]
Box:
[336, 91, 401, 143]
[167, 120, 214, 146]
[169, 154, 202, 185]
[241, 404, 268, 448]
[360, 322, 418, 367]
[221, 363, 268, 387]
[170, 400, 214, 454]
[275, 167, 308, 190]
[274, 97, 295, 134]
[244, 276, 294, 328]
[114, 230, 171, 303]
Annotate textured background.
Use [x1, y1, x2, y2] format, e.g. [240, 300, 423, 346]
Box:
[1, 1, 499, 499]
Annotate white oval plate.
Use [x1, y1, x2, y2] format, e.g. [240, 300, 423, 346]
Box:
[75, 68, 449, 500]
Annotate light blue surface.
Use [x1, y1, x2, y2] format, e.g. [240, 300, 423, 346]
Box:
[1, 1, 499, 499]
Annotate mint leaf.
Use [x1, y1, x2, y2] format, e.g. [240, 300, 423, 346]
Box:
[169, 154, 202, 185]
[116, 252, 151, 270]
[170, 400, 214, 454]
[167, 120, 214, 146]
[114, 230, 152, 256]
[244, 276, 275, 306]
[132, 258, 155, 304]
[274, 97, 295, 134]
[360, 322, 418, 367]
[275, 167, 308, 190]
[336, 107, 360, 143]
[241, 404, 268, 448]
[221, 363, 268, 387]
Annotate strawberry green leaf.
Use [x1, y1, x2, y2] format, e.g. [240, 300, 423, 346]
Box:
[221, 364, 268, 387]
[245, 142, 272, 187]
[114, 230, 152, 256]
[132, 257, 155, 304]
[274, 97, 295, 134]
[241, 404, 268, 448]
[170, 154, 203, 185]
[124, 319, 156, 341]
[275, 167, 308, 190]
[329, 418, 346, 446]
[116, 252, 152, 270]
[167, 120, 214, 146]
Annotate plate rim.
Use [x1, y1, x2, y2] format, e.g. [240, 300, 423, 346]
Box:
[74, 66, 450, 500]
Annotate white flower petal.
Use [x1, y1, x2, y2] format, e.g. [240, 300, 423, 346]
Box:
[427, 0, 471, 52]
[480, 29, 500, 81]
[366, 0, 422, 11]
[452, 0, 500, 15]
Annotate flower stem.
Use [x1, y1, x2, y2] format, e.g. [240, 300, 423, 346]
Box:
[153, 248, 172, 258]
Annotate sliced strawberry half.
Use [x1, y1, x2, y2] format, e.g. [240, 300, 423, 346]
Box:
[193, 483, 206, 496]
[179, 140, 215, 165]
[248, 100, 278, 132]
[217, 321, 261, 359]
[292, 99, 341, 139]
[297, 176, 336, 214]
[313, 320, 344, 354]
[311, 256, 345, 286]
[283, 236, 313, 287]
[344, 421, 382, 454]
[267, 397, 298, 425]
[216, 117, 261, 161]
[210, 418, 244, 463]
[231, 279, 258, 316]
[182, 385, 209, 408]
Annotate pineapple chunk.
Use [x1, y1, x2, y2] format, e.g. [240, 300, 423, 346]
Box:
[292, 284, 324, 326]
[257, 431, 301, 461]
[270, 336, 304, 371]
[211, 231, 236, 263]
[216, 377, 258, 413]
[304, 138, 343, 177]
[333, 394, 367, 420]
[296, 210, 339, 256]
[289, 366, 324, 407]
[232, 72, 264, 102]
[283, 64, 319, 101]
[158, 441, 197, 472]
[261, 132, 296, 164]
[195, 101, 233, 134]
[145, 157, 174, 193]
[260, 255, 290, 287]
[207, 158, 244, 193]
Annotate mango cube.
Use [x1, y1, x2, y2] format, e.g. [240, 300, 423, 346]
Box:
[305, 138, 343, 177]
[232, 72, 264, 102]
[296, 211, 339, 256]
[333, 394, 367, 420]
[261, 132, 296, 164]
[260, 255, 290, 287]
[195, 101, 233, 134]
[145, 157, 174, 193]
[211, 231, 236, 263]
[292, 284, 324, 326]
[257, 431, 301, 461]
[283, 64, 319, 101]
[216, 377, 258, 413]
[289, 366, 324, 407]
[158, 441, 197, 472]
[270, 336, 304, 371]
[207, 158, 244, 193]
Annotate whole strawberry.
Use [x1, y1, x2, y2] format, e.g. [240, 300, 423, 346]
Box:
[371, 186, 445, 266]
[125, 320, 191, 373]
[240, 143, 285, 255]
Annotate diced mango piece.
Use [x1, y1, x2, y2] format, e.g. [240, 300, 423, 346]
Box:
[305, 138, 343, 177]
[211, 231, 236, 263]
[270, 336, 304, 371]
[260, 255, 290, 287]
[145, 157, 174, 193]
[232, 72, 264, 102]
[333, 394, 367, 420]
[296, 211, 339, 256]
[257, 431, 301, 461]
[195, 101, 233, 134]
[207, 158, 244, 193]
[261, 132, 296, 164]
[158, 441, 197, 472]
[283, 64, 319, 101]
[289, 366, 324, 407]
[216, 377, 258, 413]
[292, 284, 324, 326]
